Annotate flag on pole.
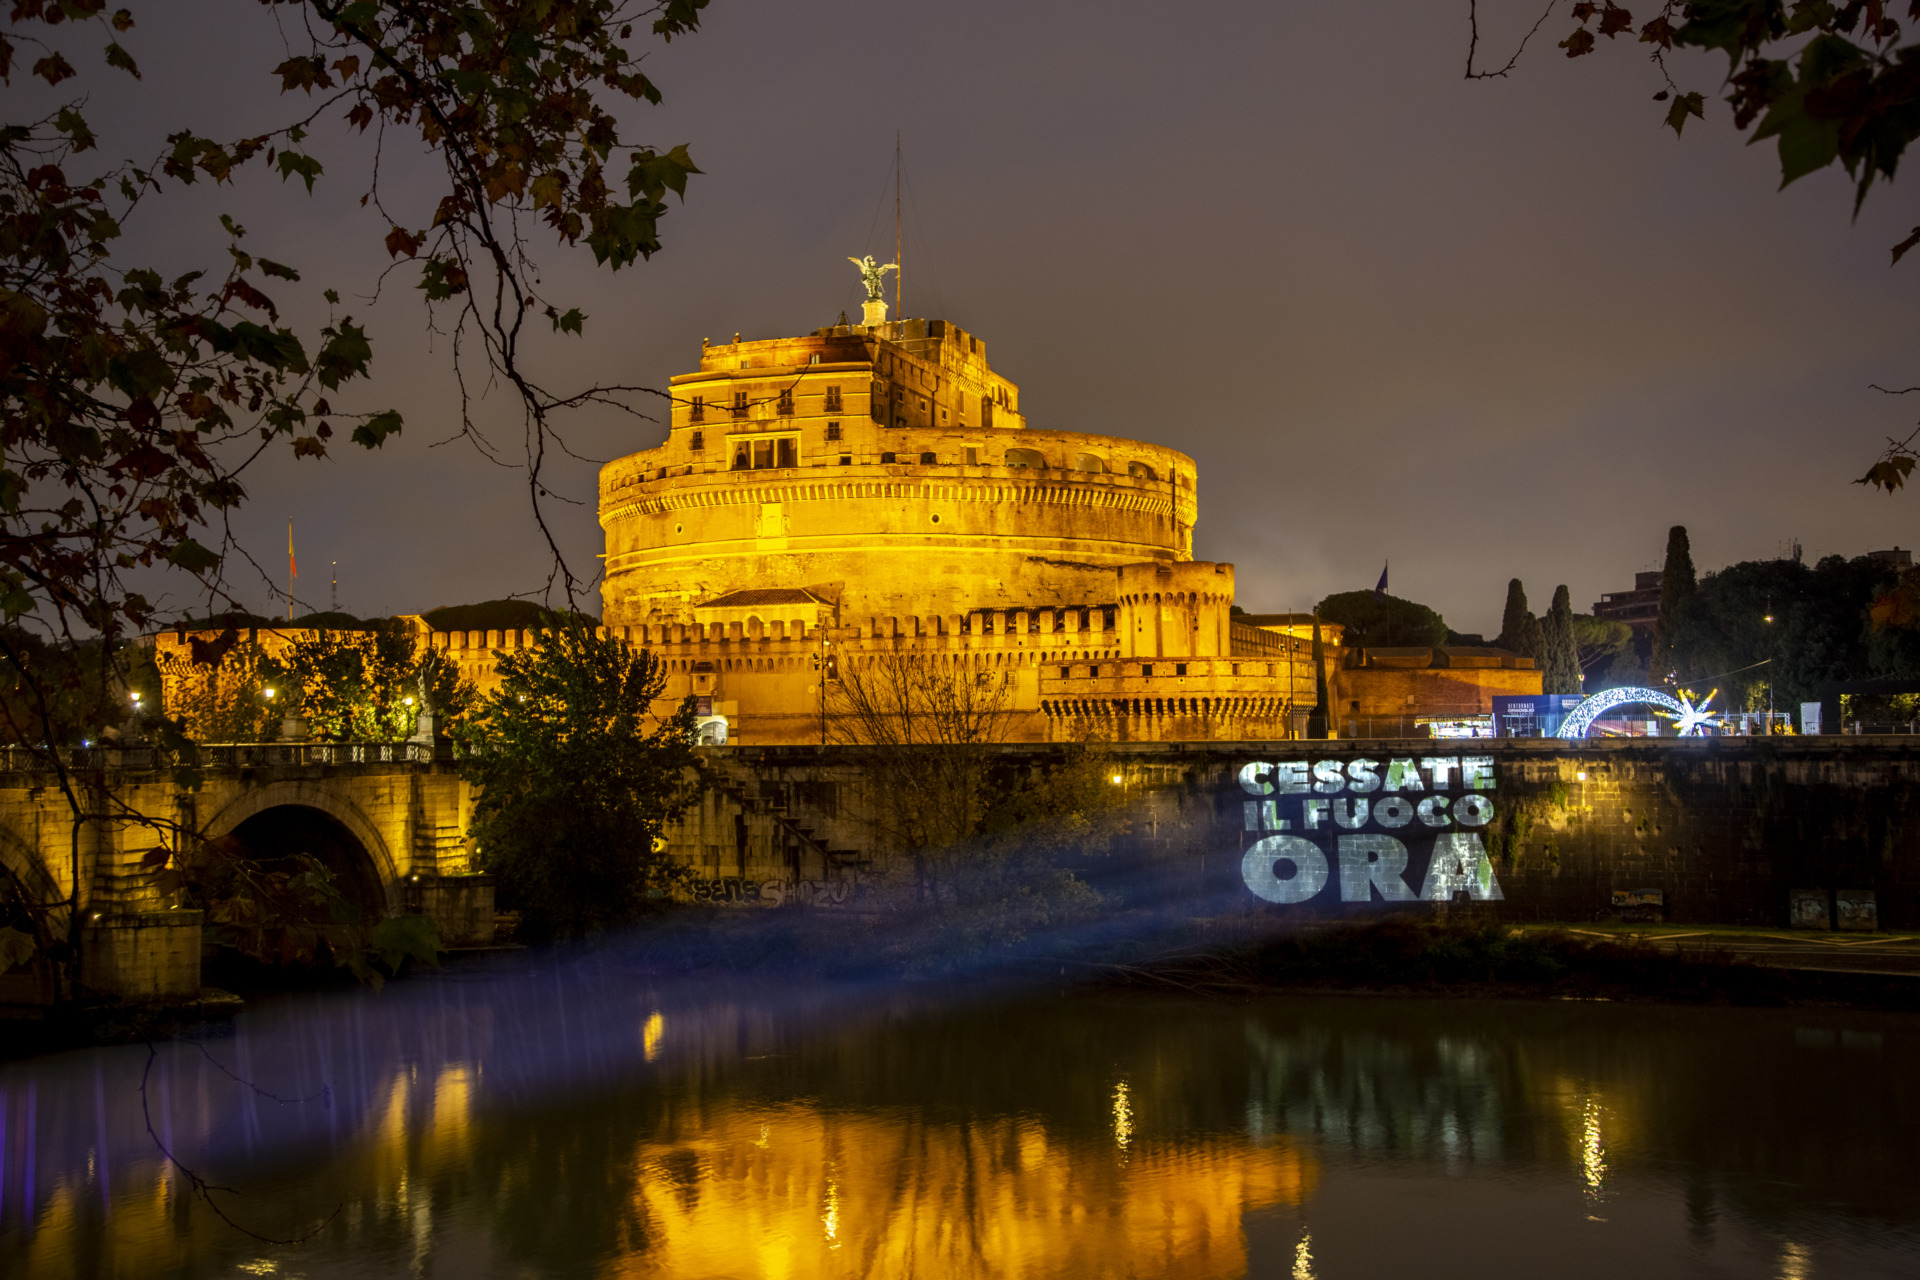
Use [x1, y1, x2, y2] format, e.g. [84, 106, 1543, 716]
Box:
[1374, 562, 1388, 599]
[288, 520, 297, 579]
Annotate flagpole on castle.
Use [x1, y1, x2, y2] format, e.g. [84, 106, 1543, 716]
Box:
[287, 519, 297, 622]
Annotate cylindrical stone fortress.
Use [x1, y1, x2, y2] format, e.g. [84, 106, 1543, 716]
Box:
[597, 320, 1198, 625]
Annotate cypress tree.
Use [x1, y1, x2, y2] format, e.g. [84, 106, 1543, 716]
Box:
[1544, 584, 1581, 694]
[1650, 525, 1697, 684]
[1308, 611, 1329, 739]
[1518, 611, 1546, 665]
[1497, 579, 1531, 654]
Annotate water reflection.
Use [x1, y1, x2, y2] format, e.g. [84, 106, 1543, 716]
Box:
[1, 966, 1917, 1278]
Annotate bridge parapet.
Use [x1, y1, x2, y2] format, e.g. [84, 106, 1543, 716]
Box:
[0, 741, 444, 776]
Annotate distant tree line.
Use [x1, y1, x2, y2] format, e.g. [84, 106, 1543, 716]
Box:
[1313, 524, 1920, 717]
[1651, 526, 1920, 717]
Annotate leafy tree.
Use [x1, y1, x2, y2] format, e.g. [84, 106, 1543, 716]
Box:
[454, 622, 699, 941]
[1543, 584, 1583, 694]
[155, 633, 281, 743]
[1651, 525, 1697, 683]
[1, 1, 708, 994]
[265, 621, 469, 741]
[1496, 579, 1533, 655]
[1314, 589, 1448, 648]
[1471, 2, 1920, 489]
[832, 649, 1017, 901]
[1665, 552, 1908, 710]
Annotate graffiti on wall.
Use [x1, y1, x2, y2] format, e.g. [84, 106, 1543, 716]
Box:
[689, 877, 858, 907]
[1236, 756, 1503, 905]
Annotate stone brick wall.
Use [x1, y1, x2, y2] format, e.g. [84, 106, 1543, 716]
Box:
[675, 739, 1920, 928]
[81, 910, 203, 1000]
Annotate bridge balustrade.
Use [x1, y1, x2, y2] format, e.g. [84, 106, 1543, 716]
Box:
[0, 741, 439, 772]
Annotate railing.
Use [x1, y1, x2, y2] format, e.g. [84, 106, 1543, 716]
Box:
[0, 741, 443, 773]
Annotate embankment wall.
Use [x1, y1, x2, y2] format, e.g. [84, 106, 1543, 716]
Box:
[676, 738, 1920, 927]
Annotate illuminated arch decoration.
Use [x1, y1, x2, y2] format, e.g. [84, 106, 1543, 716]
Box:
[1556, 687, 1717, 739]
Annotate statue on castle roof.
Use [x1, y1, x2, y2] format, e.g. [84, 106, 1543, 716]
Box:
[848, 254, 897, 302]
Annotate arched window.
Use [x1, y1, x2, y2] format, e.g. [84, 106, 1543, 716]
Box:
[1073, 453, 1107, 473]
[1127, 460, 1157, 480]
[1004, 447, 1045, 469]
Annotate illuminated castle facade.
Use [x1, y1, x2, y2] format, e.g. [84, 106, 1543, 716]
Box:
[150, 312, 1539, 744]
[588, 312, 1536, 744]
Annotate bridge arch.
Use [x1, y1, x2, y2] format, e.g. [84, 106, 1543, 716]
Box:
[203, 781, 402, 909]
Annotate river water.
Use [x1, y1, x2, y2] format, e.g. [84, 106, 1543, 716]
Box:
[1, 958, 1916, 1279]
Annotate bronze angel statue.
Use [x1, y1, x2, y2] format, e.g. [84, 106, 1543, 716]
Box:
[848, 254, 897, 301]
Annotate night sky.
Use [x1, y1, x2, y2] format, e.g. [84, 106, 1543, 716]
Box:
[34, 2, 1920, 634]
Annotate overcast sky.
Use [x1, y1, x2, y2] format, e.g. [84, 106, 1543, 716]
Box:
[35, 2, 1920, 635]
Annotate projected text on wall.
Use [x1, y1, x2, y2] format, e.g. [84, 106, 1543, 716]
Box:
[1236, 757, 1504, 905]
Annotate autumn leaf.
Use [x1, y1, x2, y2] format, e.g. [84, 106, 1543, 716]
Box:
[1666, 91, 1706, 136]
[1560, 29, 1597, 57]
[1857, 455, 1916, 492]
[384, 225, 422, 258]
[33, 52, 77, 85]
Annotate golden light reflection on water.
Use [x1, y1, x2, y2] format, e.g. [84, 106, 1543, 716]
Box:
[1578, 1096, 1609, 1206]
[641, 1011, 665, 1063]
[1112, 1079, 1134, 1153]
[616, 1104, 1315, 1280]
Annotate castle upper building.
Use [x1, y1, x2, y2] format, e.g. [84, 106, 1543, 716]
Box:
[598, 318, 1197, 628]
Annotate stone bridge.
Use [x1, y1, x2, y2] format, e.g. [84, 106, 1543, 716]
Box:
[0, 744, 487, 1004]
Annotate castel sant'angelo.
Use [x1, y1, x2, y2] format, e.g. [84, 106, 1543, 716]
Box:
[157, 260, 1540, 741]
[584, 265, 1539, 743]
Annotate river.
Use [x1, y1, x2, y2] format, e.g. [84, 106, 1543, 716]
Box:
[1, 956, 1916, 1278]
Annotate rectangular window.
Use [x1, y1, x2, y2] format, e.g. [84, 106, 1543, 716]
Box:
[919, 451, 936, 465]
[689, 395, 704, 422]
[825, 422, 842, 441]
[1060, 667, 1070, 679]
[1175, 663, 1188, 676]
[731, 391, 748, 418]
[880, 451, 897, 464]
[689, 430, 704, 451]
[752, 440, 774, 468]
[1142, 664, 1154, 678]
[839, 454, 852, 466]
[982, 395, 994, 429]
[777, 388, 795, 416]
[776, 438, 796, 468]
[966, 446, 979, 466]
[825, 386, 842, 413]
